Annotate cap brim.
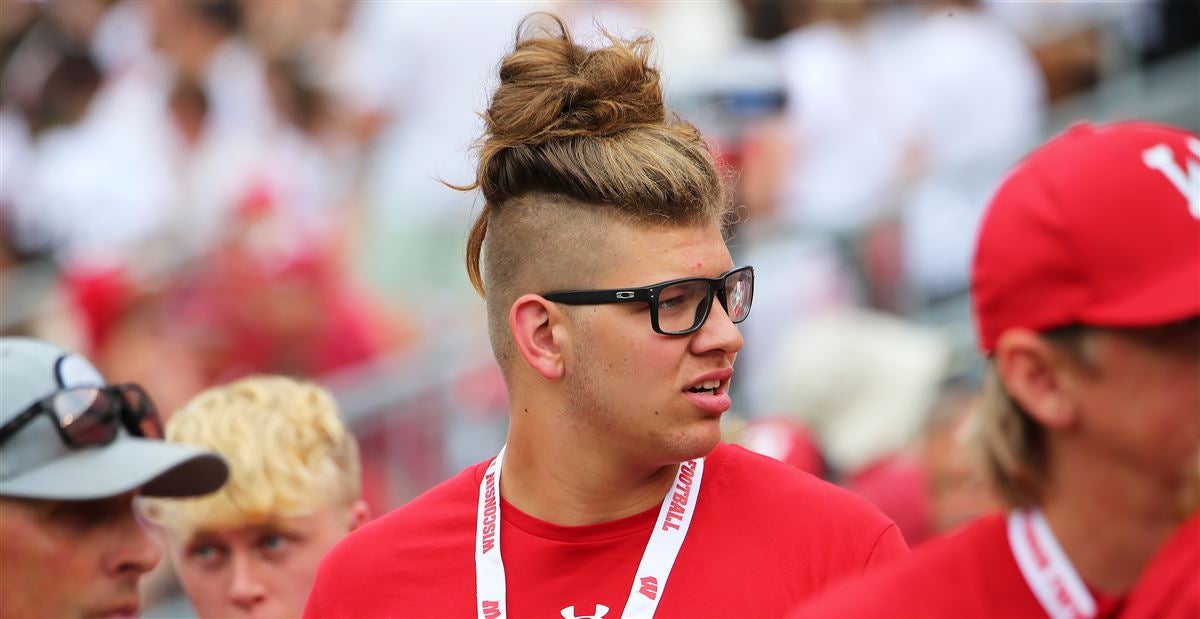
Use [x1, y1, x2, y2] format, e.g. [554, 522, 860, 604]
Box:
[1081, 262, 1200, 328]
[0, 437, 228, 501]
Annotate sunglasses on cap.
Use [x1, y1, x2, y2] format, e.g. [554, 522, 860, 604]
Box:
[0, 384, 163, 449]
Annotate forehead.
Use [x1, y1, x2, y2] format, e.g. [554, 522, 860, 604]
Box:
[181, 508, 338, 542]
[595, 222, 732, 287]
[1090, 319, 1200, 362]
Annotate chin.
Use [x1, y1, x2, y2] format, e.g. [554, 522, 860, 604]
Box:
[659, 421, 722, 463]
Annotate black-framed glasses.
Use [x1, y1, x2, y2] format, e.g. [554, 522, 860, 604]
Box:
[543, 266, 754, 336]
[0, 384, 162, 449]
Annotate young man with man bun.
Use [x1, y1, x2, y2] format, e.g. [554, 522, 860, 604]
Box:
[305, 15, 906, 619]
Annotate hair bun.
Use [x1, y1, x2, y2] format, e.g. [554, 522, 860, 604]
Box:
[462, 13, 728, 300]
[486, 14, 665, 145]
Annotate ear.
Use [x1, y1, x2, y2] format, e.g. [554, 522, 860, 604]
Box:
[346, 499, 371, 533]
[993, 329, 1079, 431]
[509, 294, 566, 380]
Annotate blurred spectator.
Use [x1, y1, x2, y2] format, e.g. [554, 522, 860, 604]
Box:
[918, 384, 998, 535]
[892, 1, 1045, 177]
[142, 375, 370, 619]
[0, 337, 228, 619]
[148, 0, 272, 137]
[846, 452, 932, 547]
[327, 1, 544, 310]
[770, 0, 912, 235]
[756, 308, 950, 476]
[891, 0, 1046, 304]
[91, 287, 209, 420]
[169, 221, 398, 381]
[724, 416, 828, 479]
[5, 49, 125, 262]
[239, 0, 348, 63]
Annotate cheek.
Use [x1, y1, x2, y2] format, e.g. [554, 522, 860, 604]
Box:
[266, 544, 331, 610]
[1135, 362, 1199, 430]
[1164, 376, 1200, 455]
[36, 530, 99, 583]
[175, 562, 228, 603]
[283, 542, 329, 581]
[0, 534, 78, 617]
[620, 339, 683, 382]
[1103, 363, 1200, 464]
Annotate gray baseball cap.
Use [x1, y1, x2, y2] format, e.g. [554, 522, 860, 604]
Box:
[0, 337, 228, 500]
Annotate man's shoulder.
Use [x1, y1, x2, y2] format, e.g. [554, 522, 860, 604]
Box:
[789, 513, 1019, 618]
[305, 461, 487, 617]
[1123, 511, 1200, 618]
[320, 459, 485, 572]
[710, 442, 895, 528]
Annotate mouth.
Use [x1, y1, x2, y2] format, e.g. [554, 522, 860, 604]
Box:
[685, 378, 726, 396]
[682, 370, 734, 415]
[90, 604, 139, 619]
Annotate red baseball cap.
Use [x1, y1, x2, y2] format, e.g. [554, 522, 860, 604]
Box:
[972, 121, 1200, 354]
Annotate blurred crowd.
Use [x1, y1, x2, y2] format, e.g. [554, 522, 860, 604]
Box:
[1, 2, 1197, 613]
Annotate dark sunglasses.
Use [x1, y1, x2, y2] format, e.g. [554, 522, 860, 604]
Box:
[0, 384, 162, 449]
[543, 266, 754, 336]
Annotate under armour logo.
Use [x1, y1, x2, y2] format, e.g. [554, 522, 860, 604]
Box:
[1142, 137, 1200, 218]
[481, 600, 502, 619]
[560, 604, 609, 619]
[638, 576, 659, 600]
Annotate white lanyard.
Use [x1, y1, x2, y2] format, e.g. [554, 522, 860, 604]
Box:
[475, 445, 705, 619]
[1008, 509, 1097, 619]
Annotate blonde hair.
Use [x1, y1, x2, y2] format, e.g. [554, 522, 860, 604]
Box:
[969, 327, 1091, 508]
[457, 14, 731, 369]
[970, 365, 1045, 508]
[145, 375, 360, 534]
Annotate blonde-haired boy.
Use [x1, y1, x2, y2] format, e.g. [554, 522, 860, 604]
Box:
[145, 375, 370, 619]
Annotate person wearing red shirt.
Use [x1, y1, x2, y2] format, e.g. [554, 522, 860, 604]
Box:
[1120, 510, 1200, 618]
[305, 14, 907, 619]
[791, 121, 1200, 619]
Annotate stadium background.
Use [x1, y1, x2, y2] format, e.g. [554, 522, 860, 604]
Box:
[1, 1, 1196, 615]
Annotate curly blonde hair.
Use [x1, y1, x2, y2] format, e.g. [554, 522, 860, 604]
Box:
[144, 375, 360, 534]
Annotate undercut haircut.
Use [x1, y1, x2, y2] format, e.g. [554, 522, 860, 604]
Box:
[457, 14, 731, 369]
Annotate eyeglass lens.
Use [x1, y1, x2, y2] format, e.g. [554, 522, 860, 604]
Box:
[46, 385, 162, 447]
[658, 280, 713, 334]
[657, 269, 753, 334]
[119, 386, 163, 439]
[53, 388, 120, 445]
[724, 269, 753, 323]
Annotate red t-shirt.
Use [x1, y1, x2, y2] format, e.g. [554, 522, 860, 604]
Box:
[305, 443, 908, 618]
[790, 512, 1128, 619]
[1120, 511, 1200, 618]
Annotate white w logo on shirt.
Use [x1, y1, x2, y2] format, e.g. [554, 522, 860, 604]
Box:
[1142, 137, 1200, 219]
[561, 604, 610, 619]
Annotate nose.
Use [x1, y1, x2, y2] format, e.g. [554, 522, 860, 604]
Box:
[103, 508, 161, 577]
[690, 293, 744, 356]
[228, 551, 267, 611]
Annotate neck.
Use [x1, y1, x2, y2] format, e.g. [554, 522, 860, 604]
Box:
[499, 406, 679, 526]
[1039, 446, 1186, 594]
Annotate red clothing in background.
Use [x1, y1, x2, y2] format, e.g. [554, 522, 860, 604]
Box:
[1121, 511, 1200, 619]
[790, 512, 1130, 619]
